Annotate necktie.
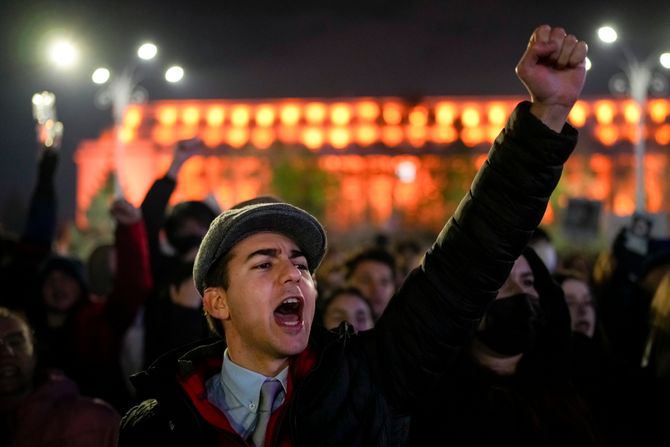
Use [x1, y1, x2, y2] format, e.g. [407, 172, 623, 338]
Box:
[251, 379, 283, 447]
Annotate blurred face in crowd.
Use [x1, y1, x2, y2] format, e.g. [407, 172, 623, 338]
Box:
[204, 232, 317, 375]
[42, 270, 83, 312]
[348, 261, 395, 319]
[323, 291, 374, 333]
[561, 278, 596, 338]
[496, 256, 539, 299]
[0, 315, 36, 398]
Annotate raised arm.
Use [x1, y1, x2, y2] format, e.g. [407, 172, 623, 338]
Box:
[140, 138, 202, 277]
[105, 198, 153, 332]
[374, 25, 588, 410]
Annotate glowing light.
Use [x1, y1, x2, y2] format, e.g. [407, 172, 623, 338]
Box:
[408, 106, 429, 127]
[594, 124, 619, 146]
[461, 127, 484, 147]
[230, 106, 251, 126]
[305, 103, 327, 124]
[330, 103, 352, 126]
[585, 57, 592, 71]
[655, 125, 670, 145]
[381, 126, 403, 147]
[660, 53, 670, 69]
[118, 127, 134, 143]
[206, 106, 225, 126]
[181, 107, 200, 126]
[431, 126, 457, 144]
[354, 125, 378, 146]
[157, 107, 178, 126]
[382, 102, 403, 125]
[597, 26, 618, 44]
[568, 101, 589, 127]
[649, 100, 669, 123]
[48, 40, 78, 68]
[123, 107, 142, 128]
[614, 193, 635, 216]
[227, 128, 249, 148]
[165, 65, 184, 83]
[280, 104, 301, 125]
[302, 127, 324, 150]
[137, 43, 158, 60]
[328, 127, 351, 149]
[355, 101, 380, 121]
[396, 161, 417, 183]
[202, 128, 223, 147]
[435, 102, 457, 125]
[623, 101, 641, 124]
[92, 67, 110, 84]
[461, 107, 481, 128]
[251, 128, 275, 149]
[594, 101, 616, 125]
[406, 125, 427, 148]
[487, 103, 507, 126]
[255, 105, 276, 127]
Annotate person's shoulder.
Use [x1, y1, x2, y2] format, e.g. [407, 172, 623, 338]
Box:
[120, 399, 169, 443]
[122, 398, 160, 426]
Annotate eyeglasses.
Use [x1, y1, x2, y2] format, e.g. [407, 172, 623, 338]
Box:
[0, 332, 31, 356]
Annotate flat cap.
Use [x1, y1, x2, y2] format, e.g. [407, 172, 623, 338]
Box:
[193, 202, 327, 295]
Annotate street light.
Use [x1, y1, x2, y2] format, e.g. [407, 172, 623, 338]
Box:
[90, 43, 185, 196]
[596, 24, 670, 213]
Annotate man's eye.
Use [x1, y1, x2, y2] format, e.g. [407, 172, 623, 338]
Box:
[295, 263, 309, 271]
[255, 262, 272, 270]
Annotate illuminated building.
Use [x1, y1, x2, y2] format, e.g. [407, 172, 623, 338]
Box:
[74, 97, 670, 235]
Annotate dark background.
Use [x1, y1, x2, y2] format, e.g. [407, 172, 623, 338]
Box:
[1, 0, 668, 233]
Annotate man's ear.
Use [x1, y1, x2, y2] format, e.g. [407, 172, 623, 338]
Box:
[203, 287, 230, 320]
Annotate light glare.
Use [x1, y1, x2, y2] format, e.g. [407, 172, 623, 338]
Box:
[585, 57, 592, 71]
[137, 43, 158, 60]
[597, 26, 618, 44]
[660, 53, 670, 69]
[396, 161, 417, 183]
[92, 67, 110, 84]
[165, 65, 184, 83]
[49, 40, 78, 68]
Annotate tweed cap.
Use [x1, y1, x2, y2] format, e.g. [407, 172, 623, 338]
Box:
[193, 201, 327, 295]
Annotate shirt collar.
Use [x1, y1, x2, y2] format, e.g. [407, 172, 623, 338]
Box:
[221, 348, 288, 410]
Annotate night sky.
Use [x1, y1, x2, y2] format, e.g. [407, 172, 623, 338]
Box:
[1, 0, 667, 233]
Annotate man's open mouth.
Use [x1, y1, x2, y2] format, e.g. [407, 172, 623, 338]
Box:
[274, 297, 304, 327]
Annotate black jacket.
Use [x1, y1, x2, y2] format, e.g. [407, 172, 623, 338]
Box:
[120, 102, 577, 446]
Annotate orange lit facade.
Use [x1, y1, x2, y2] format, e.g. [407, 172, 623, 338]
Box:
[74, 96, 670, 234]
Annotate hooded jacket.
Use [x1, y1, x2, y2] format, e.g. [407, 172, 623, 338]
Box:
[120, 102, 577, 446]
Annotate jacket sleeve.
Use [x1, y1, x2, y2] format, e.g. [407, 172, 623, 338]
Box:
[104, 219, 154, 334]
[140, 176, 176, 278]
[22, 149, 58, 247]
[373, 101, 577, 411]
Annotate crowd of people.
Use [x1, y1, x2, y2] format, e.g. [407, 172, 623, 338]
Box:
[1, 24, 670, 446]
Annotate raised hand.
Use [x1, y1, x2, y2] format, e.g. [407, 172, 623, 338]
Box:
[167, 137, 205, 180]
[111, 198, 142, 226]
[515, 25, 588, 132]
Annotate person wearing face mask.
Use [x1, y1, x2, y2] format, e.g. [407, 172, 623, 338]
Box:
[139, 139, 219, 367]
[409, 247, 604, 446]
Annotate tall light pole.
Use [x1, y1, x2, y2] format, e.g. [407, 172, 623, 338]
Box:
[91, 42, 185, 196]
[596, 25, 670, 214]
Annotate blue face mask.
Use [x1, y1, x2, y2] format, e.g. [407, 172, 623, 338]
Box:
[476, 293, 544, 356]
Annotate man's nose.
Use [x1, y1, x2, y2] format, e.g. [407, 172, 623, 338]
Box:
[280, 260, 302, 283]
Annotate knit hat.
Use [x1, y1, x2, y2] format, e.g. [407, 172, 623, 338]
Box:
[193, 201, 327, 296]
